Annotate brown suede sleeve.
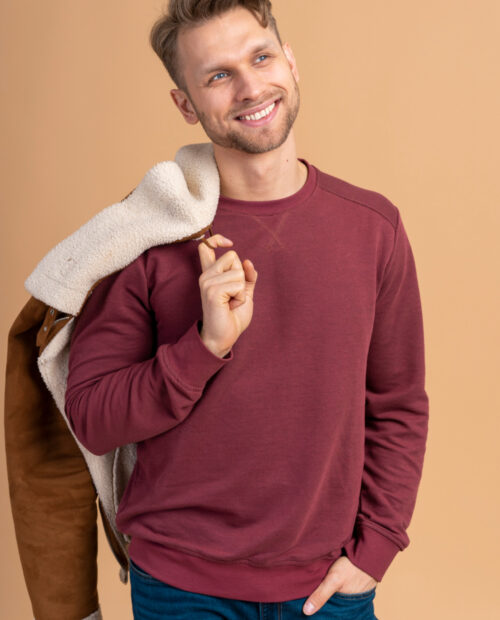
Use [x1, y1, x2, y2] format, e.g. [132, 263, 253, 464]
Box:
[4, 296, 100, 620]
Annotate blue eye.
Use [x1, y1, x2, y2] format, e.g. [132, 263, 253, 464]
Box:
[210, 72, 227, 83]
[208, 54, 270, 84]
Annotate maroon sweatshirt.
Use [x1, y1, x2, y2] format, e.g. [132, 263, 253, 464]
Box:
[65, 158, 429, 602]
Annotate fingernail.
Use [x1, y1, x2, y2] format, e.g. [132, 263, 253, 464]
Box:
[303, 601, 315, 614]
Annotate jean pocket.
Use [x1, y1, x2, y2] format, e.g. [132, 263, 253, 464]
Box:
[129, 558, 156, 581]
[332, 586, 377, 600]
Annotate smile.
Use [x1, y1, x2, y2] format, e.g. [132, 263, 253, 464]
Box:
[236, 99, 280, 127]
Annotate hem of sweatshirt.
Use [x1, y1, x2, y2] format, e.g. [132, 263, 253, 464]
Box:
[160, 319, 233, 390]
[341, 521, 401, 582]
[129, 536, 343, 602]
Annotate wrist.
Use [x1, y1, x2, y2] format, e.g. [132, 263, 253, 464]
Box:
[198, 322, 231, 358]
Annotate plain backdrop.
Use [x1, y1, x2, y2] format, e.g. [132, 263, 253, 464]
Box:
[1, 1, 499, 618]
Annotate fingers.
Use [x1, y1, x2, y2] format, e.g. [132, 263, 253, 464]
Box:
[200, 238, 217, 250]
[302, 571, 343, 615]
[198, 235, 257, 307]
[301, 555, 378, 616]
[198, 234, 247, 279]
[242, 258, 258, 283]
[197, 234, 234, 273]
[203, 268, 247, 304]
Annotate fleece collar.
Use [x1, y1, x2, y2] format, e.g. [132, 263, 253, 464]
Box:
[24, 142, 220, 316]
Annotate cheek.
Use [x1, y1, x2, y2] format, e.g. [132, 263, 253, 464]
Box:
[208, 96, 232, 122]
[198, 103, 220, 124]
[269, 67, 293, 91]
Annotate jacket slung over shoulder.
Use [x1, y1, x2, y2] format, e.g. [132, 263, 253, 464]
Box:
[4, 142, 221, 620]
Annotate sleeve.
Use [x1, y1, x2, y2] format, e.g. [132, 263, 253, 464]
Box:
[64, 253, 233, 456]
[5, 297, 100, 620]
[342, 209, 430, 582]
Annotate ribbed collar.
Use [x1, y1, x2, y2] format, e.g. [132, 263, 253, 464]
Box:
[217, 158, 317, 215]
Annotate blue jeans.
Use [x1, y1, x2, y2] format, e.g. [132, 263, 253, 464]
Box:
[129, 558, 378, 619]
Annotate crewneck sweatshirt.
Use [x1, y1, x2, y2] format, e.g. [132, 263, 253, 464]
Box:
[65, 158, 429, 602]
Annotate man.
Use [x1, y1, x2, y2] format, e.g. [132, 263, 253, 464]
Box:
[65, 1, 429, 618]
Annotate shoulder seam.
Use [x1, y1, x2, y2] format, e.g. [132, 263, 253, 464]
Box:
[376, 208, 400, 299]
[317, 174, 397, 229]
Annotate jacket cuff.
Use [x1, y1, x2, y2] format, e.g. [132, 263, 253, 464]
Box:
[162, 319, 233, 390]
[341, 521, 401, 582]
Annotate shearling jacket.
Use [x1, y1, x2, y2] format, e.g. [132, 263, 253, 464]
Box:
[4, 143, 221, 620]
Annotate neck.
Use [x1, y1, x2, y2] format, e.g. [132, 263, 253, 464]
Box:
[213, 131, 307, 202]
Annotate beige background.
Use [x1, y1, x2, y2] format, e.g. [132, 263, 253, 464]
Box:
[1, 1, 499, 618]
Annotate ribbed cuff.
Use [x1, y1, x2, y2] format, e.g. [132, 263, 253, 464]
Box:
[162, 319, 233, 390]
[341, 521, 401, 582]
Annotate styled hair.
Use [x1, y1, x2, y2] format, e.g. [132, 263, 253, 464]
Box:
[149, 0, 282, 91]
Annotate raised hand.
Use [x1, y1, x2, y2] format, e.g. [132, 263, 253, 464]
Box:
[197, 233, 258, 358]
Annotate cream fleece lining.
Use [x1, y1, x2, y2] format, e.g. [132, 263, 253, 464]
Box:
[24, 143, 220, 604]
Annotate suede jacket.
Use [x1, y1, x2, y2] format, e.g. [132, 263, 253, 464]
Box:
[4, 143, 221, 620]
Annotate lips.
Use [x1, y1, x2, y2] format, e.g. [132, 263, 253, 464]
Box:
[235, 98, 280, 120]
[235, 98, 281, 127]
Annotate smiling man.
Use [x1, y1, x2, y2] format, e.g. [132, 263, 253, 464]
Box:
[64, 1, 429, 619]
[166, 2, 306, 203]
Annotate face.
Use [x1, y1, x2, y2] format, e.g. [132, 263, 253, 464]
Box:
[170, 7, 300, 155]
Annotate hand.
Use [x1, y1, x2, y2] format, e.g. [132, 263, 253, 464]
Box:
[197, 233, 258, 358]
[302, 556, 378, 615]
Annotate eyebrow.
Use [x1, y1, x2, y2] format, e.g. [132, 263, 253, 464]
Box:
[199, 39, 277, 77]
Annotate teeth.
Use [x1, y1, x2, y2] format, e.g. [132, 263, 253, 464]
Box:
[239, 101, 276, 121]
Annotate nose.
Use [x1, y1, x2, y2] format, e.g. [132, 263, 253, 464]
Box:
[233, 68, 266, 103]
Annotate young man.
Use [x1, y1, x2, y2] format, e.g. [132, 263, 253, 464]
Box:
[65, 1, 429, 618]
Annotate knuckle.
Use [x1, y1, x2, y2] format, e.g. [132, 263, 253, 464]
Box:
[200, 277, 212, 293]
[205, 285, 216, 301]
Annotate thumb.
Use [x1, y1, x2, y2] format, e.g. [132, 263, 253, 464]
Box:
[243, 259, 258, 295]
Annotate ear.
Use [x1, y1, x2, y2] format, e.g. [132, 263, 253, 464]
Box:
[282, 42, 299, 83]
[170, 89, 199, 125]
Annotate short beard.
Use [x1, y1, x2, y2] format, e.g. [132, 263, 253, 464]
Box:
[193, 82, 300, 155]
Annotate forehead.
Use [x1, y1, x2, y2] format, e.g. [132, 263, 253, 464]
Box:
[177, 7, 279, 78]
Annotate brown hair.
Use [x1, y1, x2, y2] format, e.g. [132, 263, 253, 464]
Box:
[149, 0, 282, 92]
